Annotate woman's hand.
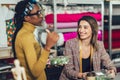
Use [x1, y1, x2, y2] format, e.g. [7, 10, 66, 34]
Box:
[106, 69, 116, 79]
[77, 72, 83, 78]
[77, 72, 87, 79]
[82, 72, 87, 79]
[45, 29, 59, 51]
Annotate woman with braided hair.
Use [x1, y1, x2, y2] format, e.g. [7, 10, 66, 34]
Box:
[12, 0, 59, 80]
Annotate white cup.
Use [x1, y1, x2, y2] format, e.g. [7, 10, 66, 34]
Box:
[87, 76, 96, 80]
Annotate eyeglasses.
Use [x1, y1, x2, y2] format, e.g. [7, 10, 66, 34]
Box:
[27, 9, 45, 17]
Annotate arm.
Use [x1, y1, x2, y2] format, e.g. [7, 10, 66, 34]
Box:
[99, 41, 116, 73]
[21, 67, 27, 80]
[21, 30, 59, 78]
[11, 68, 17, 80]
[63, 40, 81, 79]
[21, 35, 50, 78]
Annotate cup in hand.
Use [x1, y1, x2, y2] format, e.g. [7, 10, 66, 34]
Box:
[86, 72, 96, 80]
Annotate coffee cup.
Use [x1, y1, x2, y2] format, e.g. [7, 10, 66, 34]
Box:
[86, 72, 96, 80]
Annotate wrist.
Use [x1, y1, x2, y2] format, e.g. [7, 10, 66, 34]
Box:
[44, 46, 50, 52]
[77, 73, 83, 79]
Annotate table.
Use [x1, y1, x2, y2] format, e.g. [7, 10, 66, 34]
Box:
[114, 72, 120, 80]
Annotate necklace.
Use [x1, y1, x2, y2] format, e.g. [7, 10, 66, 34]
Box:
[79, 40, 93, 72]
